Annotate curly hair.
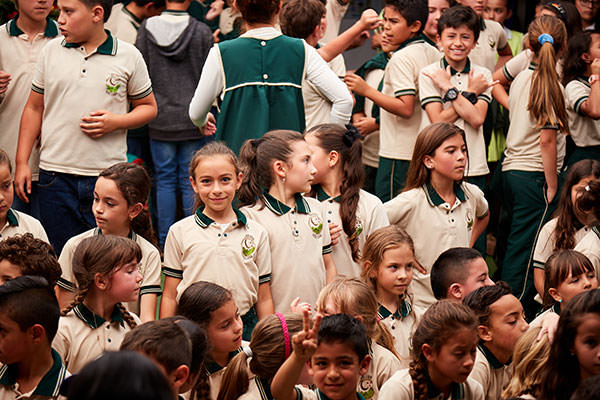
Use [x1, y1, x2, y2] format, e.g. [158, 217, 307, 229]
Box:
[0, 233, 61, 286]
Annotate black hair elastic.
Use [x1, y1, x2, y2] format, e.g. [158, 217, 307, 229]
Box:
[343, 124, 363, 147]
[251, 138, 262, 149]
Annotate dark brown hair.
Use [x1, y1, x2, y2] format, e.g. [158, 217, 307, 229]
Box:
[0, 233, 61, 287]
[463, 281, 513, 327]
[280, 0, 325, 39]
[0, 148, 11, 173]
[177, 281, 233, 328]
[575, 177, 600, 220]
[78, 0, 113, 22]
[235, 0, 279, 24]
[543, 250, 595, 307]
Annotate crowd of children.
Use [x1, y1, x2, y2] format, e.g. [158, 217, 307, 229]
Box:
[0, 0, 600, 398]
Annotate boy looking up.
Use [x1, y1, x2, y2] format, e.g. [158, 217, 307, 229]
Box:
[14, 0, 157, 254]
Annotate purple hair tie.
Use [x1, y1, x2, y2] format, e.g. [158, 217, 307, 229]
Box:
[276, 312, 291, 358]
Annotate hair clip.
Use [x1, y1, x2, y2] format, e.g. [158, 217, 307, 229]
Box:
[275, 312, 291, 359]
[343, 124, 363, 147]
[585, 185, 591, 192]
[243, 346, 253, 357]
[251, 138, 262, 149]
[545, 2, 567, 23]
[538, 33, 554, 46]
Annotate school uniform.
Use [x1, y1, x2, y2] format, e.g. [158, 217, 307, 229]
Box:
[376, 35, 441, 201]
[378, 368, 485, 400]
[238, 375, 274, 400]
[296, 388, 366, 400]
[565, 77, 600, 164]
[53, 303, 140, 374]
[322, 0, 349, 44]
[314, 185, 389, 277]
[105, 3, 141, 44]
[574, 226, 600, 276]
[529, 303, 561, 329]
[0, 349, 68, 400]
[384, 182, 488, 310]
[356, 340, 402, 400]
[532, 218, 591, 271]
[377, 299, 420, 367]
[162, 207, 271, 339]
[470, 344, 511, 400]
[420, 57, 492, 179]
[205, 347, 243, 400]
[502, 50, 563, 82]
[304, 53, 347, 130]
[0, 209, 48, 242]
[468, 19, 508, 73]
[242, 194, 332, 313]
[218, 7, 242, 38]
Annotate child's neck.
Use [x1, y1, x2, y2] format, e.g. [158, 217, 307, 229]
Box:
[16, 14, 47, 41]
[482, 341, 511, 365]
[445, 56, 468, 74]
[427, 364, 453, 397]
[377, 288, 400, 314]
[320, 168, 343, 198]
[245, 21, 275, 30]
[210, 350, 231, 367]
[268, 184, 298, 209]
[83, 289, 118, 321]
[100, 224, 131, 238]
[14, 348, 54, 394]
[81, 27, 109, 55]
[429, 174, 456, 205]
[203, 205, 237, 224]
[165, 1, 188, 11]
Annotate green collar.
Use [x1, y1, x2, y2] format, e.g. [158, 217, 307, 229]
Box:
[94, 227, 137, 241]
[194, 206, 247, 228]
[479, 17, 486, 31]
[552, 302, 561, 315]
[477, 344, 506, 369]
[0, 349, 66, 397]
[441, 57, 471, 75]
[422, 33, 438, 48]
[162, 9, 189, 15]
[377, 298, 412, 320]
[5, 209, 18, 227]
[121, 5, 143, 24]
[528, 62, 537, 71]
[426, 372, 465, 399]
[62, 30, 118, 55]
[397, 33, 427, 52]
[204, 348, 242, 375]
[7, 17, 58, 37]
[424, 183, 466, 207]
[315, 185, 341, 203]
[73, 303, 124, 329]
[255, 376, 274, 400]
[316, 389, 365, 400]
[592, 225, 600, 240]
[262, 192, 310, 216]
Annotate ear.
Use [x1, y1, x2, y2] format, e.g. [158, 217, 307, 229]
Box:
[94, 272, 109, 291]
[272, 160, 287, 180]
[359, 354, 371, 376]
[422, 343, 435, 362]
[477, 324, 492, 342]
[235, 172, 244, 190]
[364, 260, 377, 279]
[423, 155, 434, 170]
[328, 150, 340, 168]
[91, 4, 105, 23]
[582, 52, 593, 64]
[548, 287, 562, 303]
[170, 365, 190, 391]
[354, 315, 364, 324]
[306, 359, 315, 376]
[408, 20, 422, 34]
[448, 283, 464, 301]
[128, 202, 143, 221]
[189, 176, 199, 193]
[29, 324, 46, 344]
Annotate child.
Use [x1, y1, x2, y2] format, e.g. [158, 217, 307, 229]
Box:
[575, 0, 599, 31]
[574, 178, 600, 273]
[533, 159, 600, 296]
[316, 277, 402, 399]
[502, 326, 551, 399]
[430, 247, 493, 301]
[217, 313, 304, 400]
[238, 131, 337, 313]
[360, 225, 420, 363]
[531, 250, 598, 328]
[500, 15, 568, 310]
[483, 0, 523, 56]
[135, 0, 214, 247]
[378, 300, 484, 400]
[0, 276, 67, 400]
[106, 0, 165, 44]
[385, 123, 489, 310]
[271, 313, 372, 400]
[0, 0, 58, 216]
[463, 282, 529, 400]
[539, 289, 600, 400]
[419, 5, 493, 186]
[562, 30, 600, 165]
[0, 149, 47, 241]
[56, 162, 161, 323]
[188, 0, 352, 154]
[305, 124, 389, 277]
[423, 0, 455, 46]
[345, 0, 441, 201]
[14, 0, 158, 254]
[177, 281, 244, 400]
[161, 142, 273, 339]
[53, 235, 141, 373]
[0, 233, 61, 286]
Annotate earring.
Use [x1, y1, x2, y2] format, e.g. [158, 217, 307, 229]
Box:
[282, 176, 286, 183]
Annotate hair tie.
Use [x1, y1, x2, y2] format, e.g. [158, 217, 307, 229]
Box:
[585, 185, 591, 192]
[275, 312, 291, 359]
[251, 139, 261, 149]
[243, 346, 253, 357]
[538, 33, 554, 46]
[342, 124, 363, 147]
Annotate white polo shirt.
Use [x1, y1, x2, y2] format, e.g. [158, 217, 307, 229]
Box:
[0, 19, 58, 180]
[377, 298, 420, 367]
[565, 77, 600, 147]
[469, 19, 508, 73]
[574, 226, 600, 277]
[532, 218, 591, 270]
[0, 209, 48, 242]
[470, 345, 511, 400]
[322, 0, 349, 44]
[419, 57, 492, 177]
[32, 33, 152, 176]
[105, 3, 141, 44]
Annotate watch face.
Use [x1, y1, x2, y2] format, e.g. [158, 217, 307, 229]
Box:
[445, 88, 459, 101]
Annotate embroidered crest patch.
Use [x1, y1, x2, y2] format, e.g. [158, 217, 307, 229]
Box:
[105, 74, 121, 95]
[355, 216, 364, 237]
[241, 234, 256, 259]
[308, 213, 323, 238]
[466, 209, 474, 229]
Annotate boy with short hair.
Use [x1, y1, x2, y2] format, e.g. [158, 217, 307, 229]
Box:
[0, 233, 62, 287]
[14, 0, 158, 254]
[419, 5, 493, 187]
[463, 282, 529, 400]
[0, 276, 67, 400]
[345, 0, 440, 202]
[271, 313, 371, 400]
[431, 247, 494, 301]
[105, 0, 165, 44]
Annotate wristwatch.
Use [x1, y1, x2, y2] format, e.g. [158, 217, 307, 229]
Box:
[443, 87, 459, 102]
[461, 91, 478, 104]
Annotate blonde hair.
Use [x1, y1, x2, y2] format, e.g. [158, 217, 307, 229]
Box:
[316, 277, 399, 359]
[502, 326, 551, 398]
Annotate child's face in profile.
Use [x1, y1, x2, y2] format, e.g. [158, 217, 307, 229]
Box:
[571, 312, 600, 380]
[553, 270, 598, 305]
[206, 300, 243, 357]
[460, 258, 493, 299]
[0, 164, 14, 226]
[425, 327, 478, 386]
[0, 260, 22, 286]
[381, 6, 419, 53]
[57, 0, 101, 43]
[308, 341, 369, 400]
[0, 313, 30, 365]
[486, 294, 529, 360]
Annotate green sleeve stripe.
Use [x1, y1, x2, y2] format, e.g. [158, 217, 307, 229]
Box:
[162, 267, 183, 279]
[394, 89, 416, 97]
[502, 65, 514, 81]
[574, 96, 588, 115]
[129, 86, 153, 100]
[32, 83, 44, 94]
[140, 285, 162, 295]
[322, 244, 332, 255]
[57, 277, 76, 292]
[420, 96, 442, 109]
[259, 274, 271, 284]
[533, 261, 545, 270]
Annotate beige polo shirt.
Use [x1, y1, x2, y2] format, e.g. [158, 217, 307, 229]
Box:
[468, 19, 508, 73]
[219, 7, 242, 36]
[322, 0, 349, 44]
[0, 209, 48, 242]
[304, 53, 347, 130]
[57, 228, 162, 315]
[0, 349, 68, 400]
[362, 68, 384, 168]
[529, 303, 560, 329]
[31, 34, 152, 176]
[566, 77, 600, 147]
[162, 208, 271, 315]
[533, 218, 591, 270]
[501, 49, 532, 81]
[0, 19, 58, 180]
[419, 58, 492, 177]
[242, 194, 332, 313]
[574, 226, 600, 277]
[357, 341, 402, 400]
[377, 299, 420, 367]
[314, 186, 389, 277]
[384, 182, 488, 310]
[379, 37, 441, 160]
[379, 368, 485, 400]
[205, 347, 243, 400]
[470, 345, 510, 400]
[105, 3, 141, 44]
[53, 303, 140, 373]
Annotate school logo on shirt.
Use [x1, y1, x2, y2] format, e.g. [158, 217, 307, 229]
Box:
[355, 216, 364, 237]
[308, 214, 323, 238]
[241, 235, 256, 259]
[488, 37, 496, 49]
[105, 73, 122, 95]
[466, 209, 474, 229]
[358, 375, 375, 399]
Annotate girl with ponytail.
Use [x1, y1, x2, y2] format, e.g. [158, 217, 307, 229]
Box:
[304, 124, 389, 277]
[56, 162, 161, 322]
[53, 235, 141, 373]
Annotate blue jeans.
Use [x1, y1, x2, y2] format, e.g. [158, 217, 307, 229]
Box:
[12, 181, 40, 219]
[37, 169, 96, 254]
[150, 139, 210, 247]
